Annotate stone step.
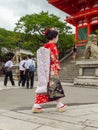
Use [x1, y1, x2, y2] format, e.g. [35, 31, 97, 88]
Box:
[60, 79, 73, 83]
[59, 50, 83, 83]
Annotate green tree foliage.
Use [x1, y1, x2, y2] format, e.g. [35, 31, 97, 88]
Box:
[0, 12, 74, 60]
[15, 11, 67, 35]
[0, 28, 20, 49]
[0, 28, 21, 62]
[58, 33, 74, 58]
[14, 11, 74, 58]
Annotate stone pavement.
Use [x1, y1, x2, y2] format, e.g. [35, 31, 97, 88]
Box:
[0, 104, 98, 130]
[0, 81, 98, 130]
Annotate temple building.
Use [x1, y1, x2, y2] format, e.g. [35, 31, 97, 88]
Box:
[48, 0, 98, 47]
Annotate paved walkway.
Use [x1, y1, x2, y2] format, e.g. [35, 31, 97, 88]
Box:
[0, 104, 98, 130]
[0, 81, 98, 130]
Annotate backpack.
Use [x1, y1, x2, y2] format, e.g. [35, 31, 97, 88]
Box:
[1, 65, 6, 74]
[2, 66, 10, 74]
[29, 65, 35, 72]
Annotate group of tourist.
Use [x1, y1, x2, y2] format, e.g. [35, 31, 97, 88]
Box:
[3, 54, 35, 89]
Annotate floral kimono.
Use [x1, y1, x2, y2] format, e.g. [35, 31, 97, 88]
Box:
[35, 42, 60, 104]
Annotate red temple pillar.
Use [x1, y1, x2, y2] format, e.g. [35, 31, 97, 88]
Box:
[88, 23, 91, 36]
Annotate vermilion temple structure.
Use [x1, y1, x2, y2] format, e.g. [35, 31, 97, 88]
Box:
[48, 0, 98, 46]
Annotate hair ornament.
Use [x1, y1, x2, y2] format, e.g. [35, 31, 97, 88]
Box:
[44, 28, 55, 35]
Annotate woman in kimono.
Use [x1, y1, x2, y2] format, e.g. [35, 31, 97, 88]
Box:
[32, 28, 67, 113]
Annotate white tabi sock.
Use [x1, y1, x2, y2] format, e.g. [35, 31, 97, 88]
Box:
[57, 102, 64, 108]
[33, 104, 42, 108]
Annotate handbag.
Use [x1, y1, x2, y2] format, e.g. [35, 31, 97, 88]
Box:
[48, 76, 65, 101]
[2, 66, 10, 74]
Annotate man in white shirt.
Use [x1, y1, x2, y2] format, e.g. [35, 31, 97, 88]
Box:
[18, 56, 27, 87]
[4, 57, 15, 86]
[25, 55, 35, 89]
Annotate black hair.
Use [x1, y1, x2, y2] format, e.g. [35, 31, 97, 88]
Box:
[7, 56, 12, 61]
[28, 55, 32, 59]
[22, 56, 27, 60]
[45, 29, 58, 40]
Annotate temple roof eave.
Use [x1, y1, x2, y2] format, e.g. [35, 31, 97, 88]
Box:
[48, 0, 98, 16]
[66, 9, 98, 26]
